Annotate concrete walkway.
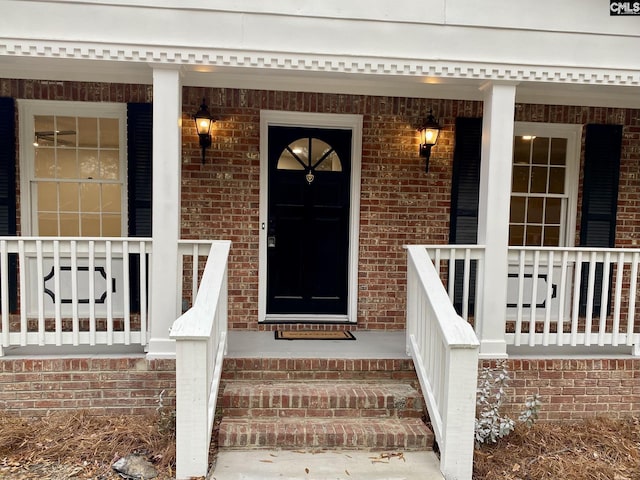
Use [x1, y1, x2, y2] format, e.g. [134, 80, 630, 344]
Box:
[211, 449, 444, 480]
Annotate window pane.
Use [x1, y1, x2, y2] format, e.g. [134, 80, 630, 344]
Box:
[532, 137, 549, 165]
[34, 115, 56, 147]
[79, 150, 99, 179]
[530, 166, 548, 193]
[78, 117, 98, 148]
[278, 138, 308, 170]
[526, 225, 543, 246]
[527, 197, 544, 224]
[80, 183, 100, 212]
[510, 196, 526, 223]
[102, 214, 121, 236]
[509, 225, 525, 246]
[38, 213, 58, 236]
[81, 214, 101, 236]
[35, 148, 55, 178]
[548, 167, 565, 194]
[543, 226, 560, 247]
[55, 117, 77, 147]
[550, 138, 567, 165]
[100, 118, 120, 148]
[545, 198, 562, 224]
[58, 149, 78, 178]
[37, 182, 57, 211]
[101, 184, 121, 213]
[513, 137, 530, 164]
[512, 166, 529, 193]
[59, 213, 80, 236]
[59, 182, 79, 211]
[99, 150, 120, 179]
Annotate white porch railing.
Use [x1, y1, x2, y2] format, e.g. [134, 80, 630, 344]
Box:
[420, 244, 640, 355]
[507, 247, 640, 354]
[405, 245, 479, 480]
[170, 240, 231, 480]
[0, 237, 151, 354]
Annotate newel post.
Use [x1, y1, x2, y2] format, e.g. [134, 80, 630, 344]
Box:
[440, 345, 479, 479]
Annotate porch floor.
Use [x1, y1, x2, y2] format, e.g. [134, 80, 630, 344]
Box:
[226, 331, 408, 359]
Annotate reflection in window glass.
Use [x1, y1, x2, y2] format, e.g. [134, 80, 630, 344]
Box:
[277, 137, 342, 172]
[509, 132, 569, 247]
[31, 109, 124, 237]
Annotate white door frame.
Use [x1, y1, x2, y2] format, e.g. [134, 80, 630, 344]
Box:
[258, 110, 363, 323]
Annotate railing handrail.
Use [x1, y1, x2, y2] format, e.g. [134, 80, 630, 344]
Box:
[0, 237, 152, 254]
[509, 245, 640, 253]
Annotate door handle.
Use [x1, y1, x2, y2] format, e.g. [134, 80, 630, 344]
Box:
[268, 236, 276, 248]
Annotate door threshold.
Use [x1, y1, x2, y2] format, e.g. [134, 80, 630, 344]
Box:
[262, 314, 352, 324]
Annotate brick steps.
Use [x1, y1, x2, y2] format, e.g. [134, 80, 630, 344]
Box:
[218, 380, 433, 451]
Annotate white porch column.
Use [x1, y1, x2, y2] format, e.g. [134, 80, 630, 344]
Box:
[147, 67, 182, 358]
[476, 82, 517, 358]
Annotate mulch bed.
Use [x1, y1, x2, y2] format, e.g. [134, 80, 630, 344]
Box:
[473, 416, 640, 480]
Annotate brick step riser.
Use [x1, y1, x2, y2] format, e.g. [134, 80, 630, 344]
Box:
[218, 420, 432, 450]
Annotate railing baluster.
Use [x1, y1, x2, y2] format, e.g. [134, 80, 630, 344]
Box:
[140, 241, 148, 345]
[106, 240, 113, 346]
[462, 248, 471, 321]
[570, 252, 583, 346]
[514, 250, 525, 346]
[528, 250, 540, 347]
[556, 250, 569, 346]
[19, 240, 27, 346]
[192, 243, 199, 305]
[53, 240, 62, 346]
[89, 240, 96, 345]
[0, 240, 8, 348]
[123, 240, 131, 345]
[447, 248, 456, 302]
[584, 251, 597, 346]
[543, 250, 554, 346]
[612, 252, 624, 346]
[627, 252, 639, 347]
[36, 240, 45, 346]
[71, 241, 79, 346]
[597, 252, 611, 346]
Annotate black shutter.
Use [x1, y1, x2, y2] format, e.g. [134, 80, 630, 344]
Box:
[579, 124, 622, 315]
[449, 117, 483, 314]
[127, 103, 153, 313]
[0, 97, 17, 312]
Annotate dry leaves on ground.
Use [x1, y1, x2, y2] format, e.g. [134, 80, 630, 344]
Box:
[0, 410, 177, 479]
[473, 416, 640, 480]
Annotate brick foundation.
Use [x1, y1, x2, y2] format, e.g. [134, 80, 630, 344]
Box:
[0, 356, 175, 416]
[1, 354, 638, 422]
[482, 358, 640, 422]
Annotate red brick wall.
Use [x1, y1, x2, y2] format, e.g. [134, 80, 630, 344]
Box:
[0, 356, 175, 416]
[2, 79, 640, 331]
[482, 358, 640, 422]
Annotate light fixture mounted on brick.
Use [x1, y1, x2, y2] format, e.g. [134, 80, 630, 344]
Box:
[193, 98, 215, 164]
[418, 109, 441, 173]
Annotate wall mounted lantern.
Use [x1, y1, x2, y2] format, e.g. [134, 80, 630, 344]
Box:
[418, 110, 441, 173]
[193, 98, 215, 164]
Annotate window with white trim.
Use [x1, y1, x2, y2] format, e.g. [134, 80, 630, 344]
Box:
[509, 123, 581, 247]
[19, 100, 127, 237]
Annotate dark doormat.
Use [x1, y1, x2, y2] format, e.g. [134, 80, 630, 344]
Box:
[274, 330, 356, 340]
